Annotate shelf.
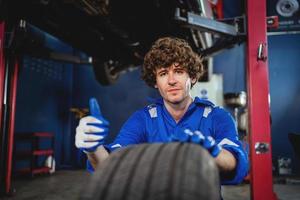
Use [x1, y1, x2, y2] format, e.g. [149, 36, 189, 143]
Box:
[32, 149, 53, 156]
[32, 132, 54, 138]
[14, 132, 55, 176]
[17, 167, 51, 175]
[15, 149, 54, 159]
[15, 132, 54, 140]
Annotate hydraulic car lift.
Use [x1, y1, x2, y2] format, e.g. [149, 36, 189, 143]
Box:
[0, 0, 277, 199]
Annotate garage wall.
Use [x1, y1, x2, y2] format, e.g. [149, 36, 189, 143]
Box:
[268, 34, 300, 174]
[212, 34, 300, 174]
[14, 38, 158, 170]
[213, 44, 246, 93]
[14, 35, 73, 170]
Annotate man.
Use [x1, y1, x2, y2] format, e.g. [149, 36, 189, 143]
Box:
[75, 37, 248, 185]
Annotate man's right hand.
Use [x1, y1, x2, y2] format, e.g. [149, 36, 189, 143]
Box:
[75, 98, 109, 153]
[171, 129, 221, 158]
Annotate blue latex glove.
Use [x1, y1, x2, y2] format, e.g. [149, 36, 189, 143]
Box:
[75, 98, 109, 153]
[171, 129, 221, 157]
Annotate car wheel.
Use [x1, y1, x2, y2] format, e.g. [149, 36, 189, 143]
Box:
[92, 59, 121, 86]
[81, 143, 220, 200]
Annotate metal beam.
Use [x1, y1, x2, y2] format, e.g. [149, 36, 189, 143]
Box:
[174, 8, 246, 57]
[186, 12, 238, 36]
[175, 8, 239, 36]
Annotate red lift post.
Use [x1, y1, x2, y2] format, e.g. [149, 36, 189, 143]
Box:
[0, 21, 6, 196]
[0, 21, 19, 195]
[246, 0, 277, 200]
[0, 23, 4, 140]
[5, 59, 18, 194]
[0, 22, 5, 123]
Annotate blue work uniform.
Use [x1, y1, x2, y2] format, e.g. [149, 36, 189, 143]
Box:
[87, 97, 249, 185]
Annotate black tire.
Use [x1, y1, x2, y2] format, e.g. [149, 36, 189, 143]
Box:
[81, 143, 220, 200]
[92, 59, 120, 86]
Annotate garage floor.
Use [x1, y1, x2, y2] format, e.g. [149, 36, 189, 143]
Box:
[2, 170, 300, 200]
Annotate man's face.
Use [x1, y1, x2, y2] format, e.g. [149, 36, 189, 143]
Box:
[155, 63, 195, 104]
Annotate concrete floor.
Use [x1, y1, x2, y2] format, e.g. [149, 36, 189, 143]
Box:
[2, 170, 300, 200]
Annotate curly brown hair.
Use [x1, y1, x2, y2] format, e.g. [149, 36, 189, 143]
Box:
[142, 37, 204, 88]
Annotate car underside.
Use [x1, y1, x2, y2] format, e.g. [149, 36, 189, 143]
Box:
[1, 0, 239, 85]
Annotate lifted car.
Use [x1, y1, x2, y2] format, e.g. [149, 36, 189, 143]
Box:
[1, 0, 242, 85]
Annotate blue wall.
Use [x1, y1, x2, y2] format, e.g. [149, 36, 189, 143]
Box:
[14, 33, 74, 170]
[214, 43, 246, 93]
[213, 34, 300, 174]
[14, 31, 158, 170]
[268, 34, 300, 173]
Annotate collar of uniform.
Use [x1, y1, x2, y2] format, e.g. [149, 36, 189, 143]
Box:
[193, 97, 215, 107]
[161, 99, 198, 126]
[160, 97, 200, 126]
[147, 97, 214, 107]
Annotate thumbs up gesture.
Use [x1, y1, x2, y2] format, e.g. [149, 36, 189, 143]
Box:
[75, 98, 109, 153]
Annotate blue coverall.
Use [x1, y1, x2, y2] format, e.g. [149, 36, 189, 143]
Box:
[88, 97, 249, 185]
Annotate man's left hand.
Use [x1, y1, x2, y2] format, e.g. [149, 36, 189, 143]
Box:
[171, 129, 221, 157]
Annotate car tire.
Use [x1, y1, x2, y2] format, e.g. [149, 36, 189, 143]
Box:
[92, 59, 120, 85]
[81, 143, 220, 200]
